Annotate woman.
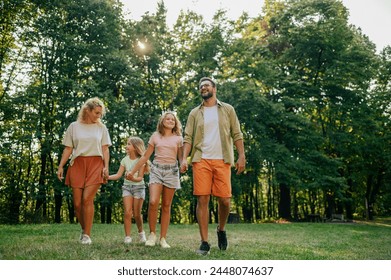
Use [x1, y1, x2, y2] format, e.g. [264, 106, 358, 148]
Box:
[57, 97, 111, 245]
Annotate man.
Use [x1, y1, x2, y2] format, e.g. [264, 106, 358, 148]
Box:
[181, 77, 246, 255]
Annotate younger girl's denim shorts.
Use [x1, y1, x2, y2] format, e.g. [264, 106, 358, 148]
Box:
[122, 184, 146, 199]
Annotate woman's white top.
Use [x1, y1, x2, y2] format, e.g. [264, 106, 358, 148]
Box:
[62, 121, 112, 165]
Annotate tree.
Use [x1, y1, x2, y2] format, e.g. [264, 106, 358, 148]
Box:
[266, 0, 379, 219]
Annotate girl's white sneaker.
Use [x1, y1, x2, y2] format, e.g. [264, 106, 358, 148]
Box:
[139, 231, 146, 243]
[159, 237, 171, 248]
[145, 232, 157, 246]
[124, 236, 132, 244]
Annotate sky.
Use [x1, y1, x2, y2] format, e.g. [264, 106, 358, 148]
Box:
[120, 0, 391, 52]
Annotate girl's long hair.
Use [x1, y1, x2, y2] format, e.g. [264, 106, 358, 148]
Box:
[156, 111, 182, 136]
[128, 136, 150, 174]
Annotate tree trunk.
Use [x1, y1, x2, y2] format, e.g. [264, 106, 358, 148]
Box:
[54, 191, 63, 223]
[106, 205, 112, 224]
[254, 182, 261, 221]
[67, 195, 75, 223]
[365, 175, 374, 220]
[242, 194, 252, 222]
[210, 198, 217, 223]
[278, 182, 291, 219]
[9, 184, 22, 224]
[100, 204, 106, 223]
[325, 191, 335, 219]
[365, 169, 384, 220]
[292, 190, 299, 220]
[191, 199, 196, 223]
[35, 152, 48, 220]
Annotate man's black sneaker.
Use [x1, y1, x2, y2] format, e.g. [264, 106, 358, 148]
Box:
[217, 227, 228, 250]
[196, 241, 210, 255]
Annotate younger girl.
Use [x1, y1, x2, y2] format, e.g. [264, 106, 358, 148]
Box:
[108, 136, 149, 244]
[126, 112, 183, 248]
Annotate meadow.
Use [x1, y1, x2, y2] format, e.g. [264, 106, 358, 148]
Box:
[1, 220, 390, 260]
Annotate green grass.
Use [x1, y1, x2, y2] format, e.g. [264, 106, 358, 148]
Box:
[0, 221, 390, 260]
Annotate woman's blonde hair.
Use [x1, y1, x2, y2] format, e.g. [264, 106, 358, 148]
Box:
[77, 97, 106, 124]
[156, 111, 182, 136]
[128, 136, 150, 173]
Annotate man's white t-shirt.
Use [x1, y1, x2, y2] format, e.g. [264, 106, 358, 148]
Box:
[202, 105, 223, 159]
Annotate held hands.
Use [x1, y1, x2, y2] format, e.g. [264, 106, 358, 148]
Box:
[125, 171, 135, 181]
[102, 167, 109, 183]
[180, 161, 188, 173]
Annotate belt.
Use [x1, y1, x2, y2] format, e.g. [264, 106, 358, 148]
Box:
[152, 162, 178, 170]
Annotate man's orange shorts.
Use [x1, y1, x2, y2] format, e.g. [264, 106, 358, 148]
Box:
[192, 159, 232, 198]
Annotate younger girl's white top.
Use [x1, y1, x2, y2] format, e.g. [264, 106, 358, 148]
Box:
[62, 121, 112, 165]
[121, 156, 145, 186]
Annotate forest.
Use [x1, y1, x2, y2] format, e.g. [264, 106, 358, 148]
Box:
[0, 0, 390, 225]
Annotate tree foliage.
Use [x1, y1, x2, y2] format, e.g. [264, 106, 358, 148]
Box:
[0, 0, 390, 224]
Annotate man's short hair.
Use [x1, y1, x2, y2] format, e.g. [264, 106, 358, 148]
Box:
[199, 77, 216, 87]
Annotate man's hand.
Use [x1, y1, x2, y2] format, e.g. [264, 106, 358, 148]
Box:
[235, 155, 246, 175]
[180, 161, 188, 173]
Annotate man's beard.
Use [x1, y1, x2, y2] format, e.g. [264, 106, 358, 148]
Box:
[201, 91, 213, 100]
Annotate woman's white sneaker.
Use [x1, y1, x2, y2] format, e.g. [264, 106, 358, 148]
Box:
[81, 234, 92, 245]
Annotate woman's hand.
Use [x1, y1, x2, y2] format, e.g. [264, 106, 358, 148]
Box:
[102, 167, 109, 183]
[57, 167, 64, 181]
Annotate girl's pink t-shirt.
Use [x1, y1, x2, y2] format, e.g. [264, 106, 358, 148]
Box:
[148, 132, 183, 164]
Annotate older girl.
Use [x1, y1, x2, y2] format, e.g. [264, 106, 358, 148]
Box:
[127, 112, 183, 248]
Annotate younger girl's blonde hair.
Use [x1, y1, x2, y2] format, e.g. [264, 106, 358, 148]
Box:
[128, 136, 150, 173]
[77, 97, 106, 124]
[156, 111, 182, 136]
